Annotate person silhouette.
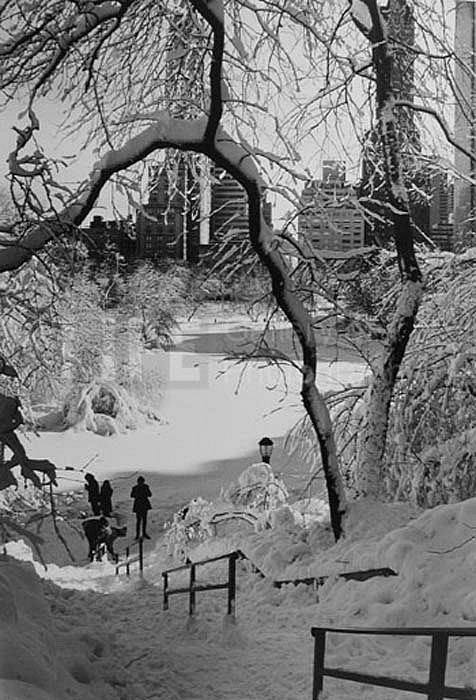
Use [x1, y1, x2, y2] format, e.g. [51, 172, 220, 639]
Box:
[84, 473, 101, 516]
[130, 476, 152, 540]
[100, 479, 113, 517]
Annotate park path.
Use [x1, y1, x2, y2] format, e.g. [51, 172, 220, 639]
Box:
[67, 568, 313, 700]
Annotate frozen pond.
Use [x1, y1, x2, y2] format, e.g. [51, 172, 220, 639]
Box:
[17, 321, 366, 550]
[25, 323, 365, 519]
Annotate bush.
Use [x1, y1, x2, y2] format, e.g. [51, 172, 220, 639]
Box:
[383, 252, 476, 506]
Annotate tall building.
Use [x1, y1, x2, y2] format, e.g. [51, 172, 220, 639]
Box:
[454, 0, 476, 234]
[381, 0, 416, 133]
[135, 5, 208, 264]
[81, 215, 136, 263]
[136, 7, 274, 265]
[164, 5, 206, 118]
[210, 167, 249, 241]
[136, 159, 201, 263]
[429, 173, 454, 251]
[201, 166, 272, 265]
[299, 162, 365, 252]
[210, 168, 271, 238]
[136, 162, 273, 264]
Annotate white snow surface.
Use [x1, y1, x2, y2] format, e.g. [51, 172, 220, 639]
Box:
[22, 353, 363, 483]
[3, 495, 476, 699]
[3, 319, 475, 698]
[350, 0, 373, 34]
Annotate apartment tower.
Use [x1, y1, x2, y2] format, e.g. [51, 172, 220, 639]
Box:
[454, 0, 476, 235]
[136, 6, 206, 262]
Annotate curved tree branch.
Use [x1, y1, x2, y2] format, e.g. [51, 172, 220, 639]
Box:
[208, 133, 346, 540]
[190, 0, 224, 143]
[0, 0, 347, 538]
[0, 117, 209, 272]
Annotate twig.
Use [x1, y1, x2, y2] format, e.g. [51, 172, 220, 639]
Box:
[78, 453, 99, 473]
[428, 535, 475, 555]
[124, 652, 149, 669]
[48, 483, 76, 563]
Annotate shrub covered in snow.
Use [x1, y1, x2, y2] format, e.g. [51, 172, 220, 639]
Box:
[310, 251, 476, 508]
[223, 462, 288, 512]
[164, 497, 213, 560]
[384, 253, 476, 506]
[62, 380, 145, 436]
[165, 466, 297, 560]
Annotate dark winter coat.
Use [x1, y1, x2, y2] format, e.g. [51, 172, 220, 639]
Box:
[82, 517, 126, 562]
[85, 477, 100, 504]
[100, 482, 113, 516]
[131, 483, 152, 513]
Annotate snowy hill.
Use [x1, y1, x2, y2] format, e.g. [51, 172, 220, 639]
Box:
[3, 495, 476, 699]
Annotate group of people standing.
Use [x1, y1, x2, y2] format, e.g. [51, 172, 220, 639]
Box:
[84, 472, 153, 540]
[84, 473, 113, 517]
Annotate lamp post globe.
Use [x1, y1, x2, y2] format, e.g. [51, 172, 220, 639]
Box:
[258, 437, 274, 464]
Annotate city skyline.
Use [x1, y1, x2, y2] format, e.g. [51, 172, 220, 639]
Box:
[134, 159, 273, 263]
[298, 160, 366, 252]
[0, 1, 469, 248]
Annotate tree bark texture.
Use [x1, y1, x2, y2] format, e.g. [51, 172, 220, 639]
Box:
[198, 3, 347, 538]
[237, 179, 347, 541]
[349, 0, 424, 497]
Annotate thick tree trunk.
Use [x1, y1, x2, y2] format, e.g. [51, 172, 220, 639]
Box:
[259, 227, 347, 540]
[350, 0, 424, 497]
[356, 278, 422, 495]
[0, 0, 348, 536]
[302, 382, 345, 537]
[216, 173, 346, 540]
[192, 0, 347, 539]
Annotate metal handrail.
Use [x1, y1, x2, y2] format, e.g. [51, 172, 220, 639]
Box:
[311, 626, 476, 700]
[274, 566, 396, 589]
[207, 511, 258, 536]
[162, 550, 240, 618]
[115, 537, 144, 578]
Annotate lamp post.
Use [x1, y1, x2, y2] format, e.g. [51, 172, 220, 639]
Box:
[258, 437, 274, 464]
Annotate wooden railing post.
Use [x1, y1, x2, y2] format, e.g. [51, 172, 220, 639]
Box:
[312, 629, 326, 700]
[189, 564, 196, 616]
[139, 538, 144, 578]
[227, 553, 236, 617]
[163, 572, 169, 610]
[162, 550, 248, 619]
[126, 547, 130, 577]
[427, 631, 448, 700]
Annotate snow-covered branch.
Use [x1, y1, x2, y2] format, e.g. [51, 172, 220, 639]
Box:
[0, 116, 209, 271]
[394, 99, 475, 164]
[189, 0, 225, 142]
[348, 0, 424, 497]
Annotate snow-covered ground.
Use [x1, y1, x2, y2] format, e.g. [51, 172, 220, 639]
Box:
[4, 495, 476, 700]
[4, 317, 475, 699]
[23, 319, 364, 482]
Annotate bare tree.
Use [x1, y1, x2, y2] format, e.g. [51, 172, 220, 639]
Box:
[0, 0, 347, 537]
[285, 0, 471, 500]
[347, 0, 423, 497]
[0, 0, 473, 531]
